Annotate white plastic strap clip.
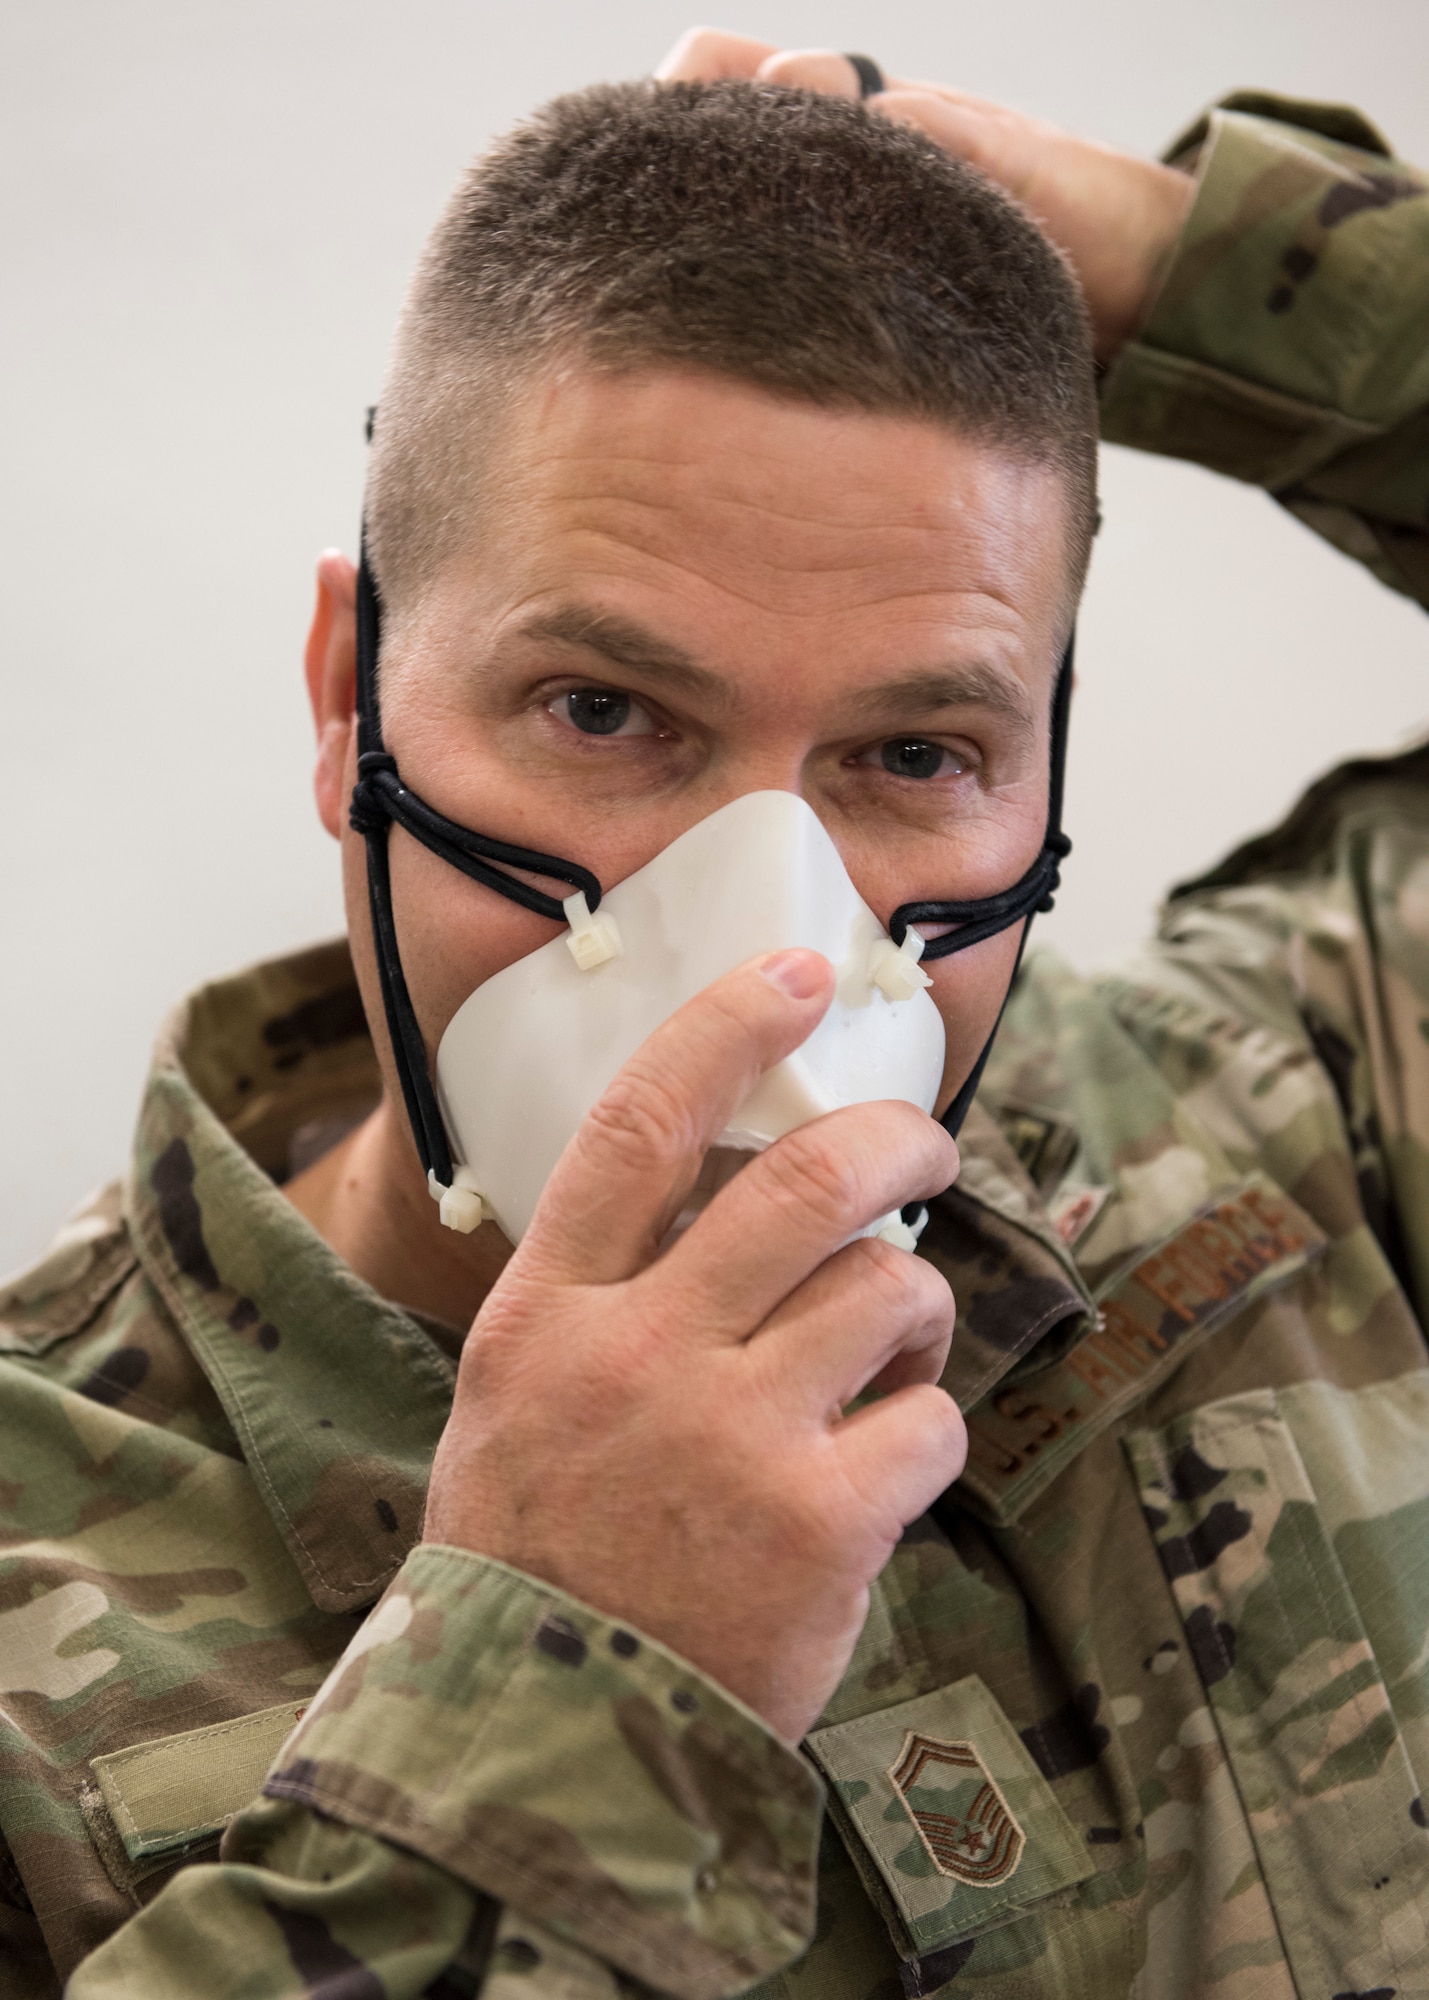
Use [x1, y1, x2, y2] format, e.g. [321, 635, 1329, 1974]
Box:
[563, 891, 623, 971]
[869, 927, 932, 1003]
[875, 1204, 930, 1253]
[428, 1166, 494, 1234]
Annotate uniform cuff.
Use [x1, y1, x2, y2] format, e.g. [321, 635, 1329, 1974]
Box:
[1100, 101, 1427, 484]
[263, 1546, 823, 2000]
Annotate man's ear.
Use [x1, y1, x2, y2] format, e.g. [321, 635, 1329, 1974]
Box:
[304, 550, 359, 841]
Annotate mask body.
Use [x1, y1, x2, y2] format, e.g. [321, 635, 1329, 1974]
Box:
[436, 790, 945, 1244]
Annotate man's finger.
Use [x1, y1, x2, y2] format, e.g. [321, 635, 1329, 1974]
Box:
[652, 1097, 957, 1337]
[654, 27, 778, 82]
[833, 1383, 968, 1535]
[750, 1236, 956, 1412]
[518, 950, 834, 1287]
[753, 49, 866, 99]
[869, 89, 1035, 201]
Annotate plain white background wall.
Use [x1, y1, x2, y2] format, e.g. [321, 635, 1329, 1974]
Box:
[3, 0, 1426, 1273]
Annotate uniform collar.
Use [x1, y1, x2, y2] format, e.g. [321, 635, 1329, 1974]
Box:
[125, 940, 455, 1613]
[925, 1101, 1094, 1413]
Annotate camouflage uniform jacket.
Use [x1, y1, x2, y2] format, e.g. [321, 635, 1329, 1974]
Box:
[3, 93, 1428, 2000]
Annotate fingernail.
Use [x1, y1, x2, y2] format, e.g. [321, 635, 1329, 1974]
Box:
[760, 949, 828, 999]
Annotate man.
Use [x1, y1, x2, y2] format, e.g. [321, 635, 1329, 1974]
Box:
[2, 25, 1427, 1998]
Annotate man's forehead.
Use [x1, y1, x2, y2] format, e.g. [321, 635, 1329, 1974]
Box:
[425, 366, 1065, 627]
[506, 362, 1069, 534]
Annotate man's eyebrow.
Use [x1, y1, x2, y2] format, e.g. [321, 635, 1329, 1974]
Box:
[847, 666, 1037, 738]
[509, 606, 1036, 737]
[514, 606, 733, 705]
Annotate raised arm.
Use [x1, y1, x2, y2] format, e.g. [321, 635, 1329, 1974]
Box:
[1100, 93, 1429, 610]
[660, 32, 1429, 609]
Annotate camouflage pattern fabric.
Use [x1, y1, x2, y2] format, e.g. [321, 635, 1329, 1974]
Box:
[1100, 94, 1429, 603]
[1, 88, 1428, 2000]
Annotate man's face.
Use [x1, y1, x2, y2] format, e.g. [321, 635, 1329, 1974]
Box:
[339, 363, 1072, 1129]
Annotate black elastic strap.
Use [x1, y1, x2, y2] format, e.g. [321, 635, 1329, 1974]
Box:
[845, 53, 886, 98]
[350, 545, 602, 1186]
[895, 635, 1075, 1137]
[938, 922, 1033, 1141]
[351, 755, 599, 923]
[362, 808, 454, 1184]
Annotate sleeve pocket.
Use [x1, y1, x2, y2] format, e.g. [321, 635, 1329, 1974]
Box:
[806, 1675, 1092, 1964]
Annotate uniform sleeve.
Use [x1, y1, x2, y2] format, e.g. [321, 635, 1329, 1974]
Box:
[1099, 93, 1429, 609]
[66, 1548, 823, 2000]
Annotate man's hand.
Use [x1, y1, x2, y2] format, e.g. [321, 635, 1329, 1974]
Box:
[424, 949, 965, 1743]
[656, 28, 1196, 361]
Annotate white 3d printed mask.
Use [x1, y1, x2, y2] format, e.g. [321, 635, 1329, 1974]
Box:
[432, 790, 945, 1247]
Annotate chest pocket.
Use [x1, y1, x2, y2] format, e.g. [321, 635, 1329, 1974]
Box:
[806, 1675, 1092, 1977]
[86, 1700, 308, 1885]
[1126, 1380, 1429, 1999]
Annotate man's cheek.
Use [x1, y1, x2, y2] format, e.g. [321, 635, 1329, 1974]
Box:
[382, 837, 559, 1043]
[928, 933, 1021, 1108]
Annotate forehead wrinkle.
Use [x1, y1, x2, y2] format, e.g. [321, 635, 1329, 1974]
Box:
[536, 519, 1041, 630]
[551, 464, 956, 535]
[552, 480, 1024, 569]
[545, 500, 1055, 631]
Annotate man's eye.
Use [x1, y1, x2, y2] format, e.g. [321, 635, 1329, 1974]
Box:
[877, 738, 965, 780]
[552, 688, 655, 737]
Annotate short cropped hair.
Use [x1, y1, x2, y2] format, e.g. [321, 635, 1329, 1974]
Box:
[366, 80, 1097, 625]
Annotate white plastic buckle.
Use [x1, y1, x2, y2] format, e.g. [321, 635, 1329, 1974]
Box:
[868, 927, 932, 1003]
[563, 891, 623, 971]
[875, 1204, 930, 1253]
[427, 1166, 493, 1234]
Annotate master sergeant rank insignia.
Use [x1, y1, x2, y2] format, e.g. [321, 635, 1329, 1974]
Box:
[889, 1731, 1025, 1886]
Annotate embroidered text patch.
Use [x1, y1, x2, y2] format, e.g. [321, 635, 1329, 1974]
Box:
[957, 1173, 1325, 1523]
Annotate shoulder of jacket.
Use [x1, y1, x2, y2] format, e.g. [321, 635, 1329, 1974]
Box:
[1162, 90, 1394, 169]
[1169, 738, 1429, 905]
[0, 1181, 139, 1355]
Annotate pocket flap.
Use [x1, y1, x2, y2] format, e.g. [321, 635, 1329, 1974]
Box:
[806, 1675, 1091, 1956]
[91, 1700, 309, 1861]
[958, 1174, 1327, 1524]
